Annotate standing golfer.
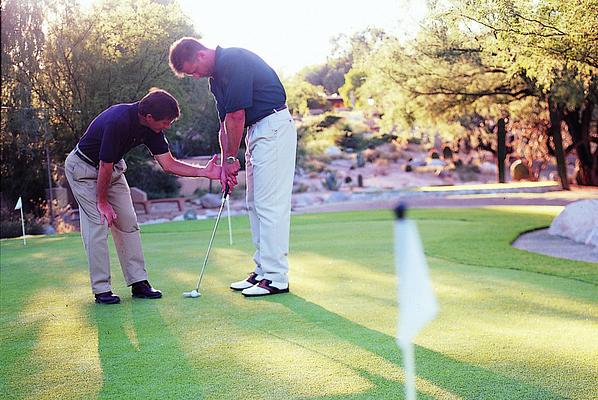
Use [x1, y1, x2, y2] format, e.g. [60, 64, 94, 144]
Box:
[65, 88, 230, 304]
[169, 38, 297, 297]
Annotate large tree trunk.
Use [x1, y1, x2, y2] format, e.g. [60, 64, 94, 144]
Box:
[548, 98, 570, 190]
[497, 118, 506, 183]
[564, 102, 598, 186]
[563, 77, 598, 186]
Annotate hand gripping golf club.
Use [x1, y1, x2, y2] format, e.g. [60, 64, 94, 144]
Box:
[183, 185, 230, 298]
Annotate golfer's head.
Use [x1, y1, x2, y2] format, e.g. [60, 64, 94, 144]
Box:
[139, 88, 179, 132]
[169, 37, 214, 79]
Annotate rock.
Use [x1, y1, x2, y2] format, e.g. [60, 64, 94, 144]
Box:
[141, 218, 170, 225]
[548, 200, 598, 247]
[325, 146, 342, 157]
[408, 159, 426, 167]
[510, 160, 531, 180]
[325, 191, 351, 203]
[586, 228, 598, 247]
[427, 159, 446, 167]
[183, 209, 198, 220]
[200, 193, 222, 208]
[479, 161, 497, 174]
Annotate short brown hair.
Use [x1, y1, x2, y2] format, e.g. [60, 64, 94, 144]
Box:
[138, 88, 180, 121]
[169, 37, 207, 77]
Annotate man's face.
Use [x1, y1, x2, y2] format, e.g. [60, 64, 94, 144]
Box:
[181, 51, 211, 79]
[146, 116, 175, 133]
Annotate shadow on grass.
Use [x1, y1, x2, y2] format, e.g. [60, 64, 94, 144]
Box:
[88, 300, 203, 399]
[262, 293, 565, 400]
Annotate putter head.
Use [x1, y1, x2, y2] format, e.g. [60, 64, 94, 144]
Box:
[183, 289, 201, 298]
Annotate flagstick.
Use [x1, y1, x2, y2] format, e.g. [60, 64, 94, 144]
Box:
[20, 205, 26, 245]
[226, 196, 233, 245]
[402, 343, 416, 400]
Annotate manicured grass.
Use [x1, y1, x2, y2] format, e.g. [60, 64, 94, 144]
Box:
[1, 207, 596, 399]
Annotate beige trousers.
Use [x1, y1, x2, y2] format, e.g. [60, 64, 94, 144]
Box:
[245, 108, 297, 283]
[65, 151, 148, 294]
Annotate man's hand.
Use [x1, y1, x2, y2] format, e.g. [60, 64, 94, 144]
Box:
[97, 201, 117, 227]
[203, 154, 223, 180]
[220, 159, 240, 192]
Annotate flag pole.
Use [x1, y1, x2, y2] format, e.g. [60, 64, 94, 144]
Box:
[20, 205, 26, 245]
[15, 197, 26, 245]
[402, 342, 416, 400]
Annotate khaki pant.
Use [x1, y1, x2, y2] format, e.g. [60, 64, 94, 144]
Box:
[245, 108, 297, 283]
[65, 151, 148, 294]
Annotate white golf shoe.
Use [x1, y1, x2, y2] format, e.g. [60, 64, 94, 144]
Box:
[230, 272, 263, 291]
[241, 279, 289, 297]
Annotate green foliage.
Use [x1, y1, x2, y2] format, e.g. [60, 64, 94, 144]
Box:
[1, 0, 221, 215]
[283, 76, 327, 116]
[301, 63, 348, 96]
[124, 148, 180, 199]
[338, 67, 367, 108]
[0, 206, 45, 238]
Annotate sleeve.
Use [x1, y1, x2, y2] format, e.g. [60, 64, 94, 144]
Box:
[145, 131, 169, 156]
[98, 121, 122, 163]
[221, 58, 254, 113]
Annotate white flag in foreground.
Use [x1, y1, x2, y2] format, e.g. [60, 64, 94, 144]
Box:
[15, 197, 22, 210]
[394, 204, 438, 399]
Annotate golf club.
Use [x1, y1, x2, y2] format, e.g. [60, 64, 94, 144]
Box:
[183, 185, 230, 299]
[226, 196, 233, 245]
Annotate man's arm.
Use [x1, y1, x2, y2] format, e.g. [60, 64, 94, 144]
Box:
[97, 161, 117, 227]
[155, 152, 237, 183]
[219, 109, 245, 188]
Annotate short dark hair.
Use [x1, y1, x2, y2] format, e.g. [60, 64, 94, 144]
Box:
[169, 37, 207, 77]
[138, 88, 180, 121]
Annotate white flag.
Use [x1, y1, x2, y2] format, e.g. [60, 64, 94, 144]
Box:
[394, 218, 438, 347]
[14, 197, 22, 210]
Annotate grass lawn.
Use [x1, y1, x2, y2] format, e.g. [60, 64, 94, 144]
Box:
[1, 206, 596, 399]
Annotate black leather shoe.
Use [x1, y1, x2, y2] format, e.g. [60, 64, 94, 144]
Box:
[95, 291, 121, 304]
[131, 280, 162, 299]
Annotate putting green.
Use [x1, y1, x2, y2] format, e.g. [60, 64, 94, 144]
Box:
[1, 207, 596, 399]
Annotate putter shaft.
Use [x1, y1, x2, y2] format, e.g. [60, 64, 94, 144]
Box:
[193, 190, 229, 292]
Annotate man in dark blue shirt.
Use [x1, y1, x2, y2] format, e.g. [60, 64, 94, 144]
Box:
[169, 38, 297, 297]
[65, 89, 236, 304]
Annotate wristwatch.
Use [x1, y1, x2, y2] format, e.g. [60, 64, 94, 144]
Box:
[226, 156, 237, 164]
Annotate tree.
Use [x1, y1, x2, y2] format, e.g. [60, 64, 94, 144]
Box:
[354, 0, 597, 187]
[1, 0, 51, 213]
[300, 28, 387, 96]
[283, 76, 327, 116]
[2, 0, 222, 211]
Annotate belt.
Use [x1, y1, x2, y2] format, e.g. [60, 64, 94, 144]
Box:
[271, 104, 287, 114]
[74, 146, 98, 168]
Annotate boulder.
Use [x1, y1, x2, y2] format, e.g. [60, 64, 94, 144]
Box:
[325, 146, 342, 157]
[325, 191, 351, 203]
[200, 193, 222, 208]
[510, 160, 531, 180]
[548, 200, 598, 247]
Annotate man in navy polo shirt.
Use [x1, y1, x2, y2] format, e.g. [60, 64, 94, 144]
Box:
[169, 38, 297, 297]
[65, 88, 236, 304]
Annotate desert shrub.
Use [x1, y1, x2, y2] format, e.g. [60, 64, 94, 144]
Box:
[363, 148, 380, 162]
[456, 164, 481, 181]
[0, 206, 46, 239]
[301, 158, 328, 173]
[374, 158, 390, 168]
